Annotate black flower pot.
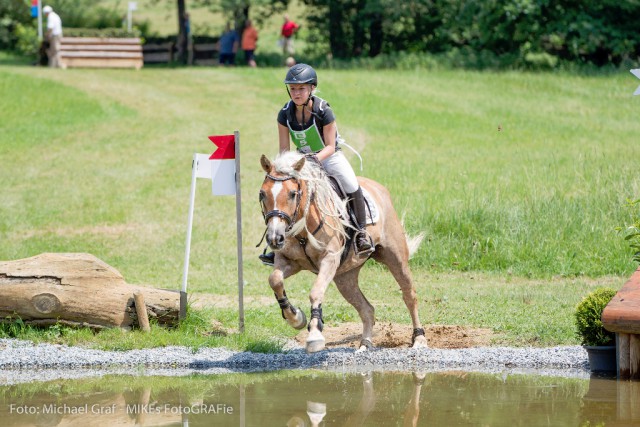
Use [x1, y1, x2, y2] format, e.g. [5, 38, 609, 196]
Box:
[584, 345, 616, 372]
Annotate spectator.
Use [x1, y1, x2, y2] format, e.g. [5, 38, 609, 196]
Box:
[280, 15, 299, 56]
[241, 19, 258, 68]
[218, 23, 239, 66]
[43, 5, 62, 68]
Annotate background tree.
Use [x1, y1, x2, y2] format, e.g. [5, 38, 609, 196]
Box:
[303, 0, 640, 68]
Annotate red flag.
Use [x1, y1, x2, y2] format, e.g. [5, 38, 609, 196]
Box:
[208, 135, 235, 160]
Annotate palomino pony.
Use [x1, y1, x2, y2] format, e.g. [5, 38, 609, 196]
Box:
[259, 151, 427, 353]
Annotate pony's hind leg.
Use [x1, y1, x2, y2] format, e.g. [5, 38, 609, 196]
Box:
[373, 247, 428, 348]
[333, 268, 376, 351]
[269, 264, 306, 330]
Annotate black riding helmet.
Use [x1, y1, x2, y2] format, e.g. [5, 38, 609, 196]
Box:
[284, 64, 317, 109]
[284, 63, 318, 86]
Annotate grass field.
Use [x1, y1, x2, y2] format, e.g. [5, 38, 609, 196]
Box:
[1, 59, 639, 350]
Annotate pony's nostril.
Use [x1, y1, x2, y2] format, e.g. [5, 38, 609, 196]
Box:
[276, 235, 285, 246]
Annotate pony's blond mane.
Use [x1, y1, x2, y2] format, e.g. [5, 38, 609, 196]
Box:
[272, 151, 350, 250]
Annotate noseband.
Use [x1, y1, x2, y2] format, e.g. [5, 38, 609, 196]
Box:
[260, 174, 302, 233]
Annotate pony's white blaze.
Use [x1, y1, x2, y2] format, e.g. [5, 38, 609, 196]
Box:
[271, 181, 283, 210]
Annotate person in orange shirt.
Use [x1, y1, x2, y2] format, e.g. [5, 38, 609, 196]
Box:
[241, 19, 258, 67]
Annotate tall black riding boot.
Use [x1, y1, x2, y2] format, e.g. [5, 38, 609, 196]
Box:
[348, 187, 374, 255]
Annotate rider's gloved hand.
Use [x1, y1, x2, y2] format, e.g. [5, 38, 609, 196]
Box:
[305, 153, 322, 166]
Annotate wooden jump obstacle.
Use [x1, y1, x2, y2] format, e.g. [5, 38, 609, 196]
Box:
[58, 37, 143, 69]
[602, 266, 640, 379]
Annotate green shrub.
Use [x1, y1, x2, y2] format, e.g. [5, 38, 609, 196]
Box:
[63, 27, 141, 38]
[620, 198, 640, 263]
[574, 288, 617, 346]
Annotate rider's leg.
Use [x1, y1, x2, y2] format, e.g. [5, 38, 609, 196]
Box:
[349, 187, 374, 254]
[323, 151, 373, 254]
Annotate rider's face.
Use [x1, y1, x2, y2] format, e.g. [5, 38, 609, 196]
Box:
[288, 84, 313, 105]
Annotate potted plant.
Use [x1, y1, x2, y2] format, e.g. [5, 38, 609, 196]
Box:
[574, 287, 617, 372]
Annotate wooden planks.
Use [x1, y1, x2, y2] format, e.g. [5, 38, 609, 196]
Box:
[58, 37, 143, 69]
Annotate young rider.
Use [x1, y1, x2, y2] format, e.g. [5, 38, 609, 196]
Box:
[260, 63, 373, 266]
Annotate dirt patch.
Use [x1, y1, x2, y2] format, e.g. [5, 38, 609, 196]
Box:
[294, 322, 493, 349]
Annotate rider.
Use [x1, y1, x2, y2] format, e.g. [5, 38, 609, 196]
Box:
[259, 63, 374, 266]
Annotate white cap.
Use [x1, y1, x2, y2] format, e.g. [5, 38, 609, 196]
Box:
[43, 5, 52, 14]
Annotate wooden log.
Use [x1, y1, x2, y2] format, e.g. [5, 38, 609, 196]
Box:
[620, 333, 631, 379]
[631, 334, 640, 380]
[602, 266, 640, 334]
[0, 253, 179, 329]
[134, 291, 151, 332]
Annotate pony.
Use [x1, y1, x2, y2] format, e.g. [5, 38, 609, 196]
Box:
[259, 151, 427, 353]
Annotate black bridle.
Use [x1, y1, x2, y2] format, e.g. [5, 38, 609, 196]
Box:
[259, 174, 302, 233]
[257, 172, 326, 272]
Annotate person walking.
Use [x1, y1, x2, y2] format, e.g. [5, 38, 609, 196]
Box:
[280, 15, 299, 56]
[43, 5, 62, 68]
[241, 19, 258, 68]
[259, 63, 373, 266]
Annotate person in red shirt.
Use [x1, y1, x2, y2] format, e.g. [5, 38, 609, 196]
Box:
[280, 15, 300, 56]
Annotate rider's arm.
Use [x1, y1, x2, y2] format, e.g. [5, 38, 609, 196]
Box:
[278, 123, 290, 153]
[316, 121, 337, 162]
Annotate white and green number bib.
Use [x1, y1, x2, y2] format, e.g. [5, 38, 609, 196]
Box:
[288, 120, 325, 154]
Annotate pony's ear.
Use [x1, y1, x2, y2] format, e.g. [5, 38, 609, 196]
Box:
[260, 155, 272, 173]
[293, 156, 305, 172]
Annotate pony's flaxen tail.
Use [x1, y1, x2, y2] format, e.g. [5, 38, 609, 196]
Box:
[401, 213, 425, 259]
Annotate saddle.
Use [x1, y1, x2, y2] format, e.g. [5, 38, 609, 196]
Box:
[325, 175, 377, 262]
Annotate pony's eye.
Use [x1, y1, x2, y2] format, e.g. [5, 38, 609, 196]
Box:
[259, 190, 266, 202]
[289, 190, 298, 200]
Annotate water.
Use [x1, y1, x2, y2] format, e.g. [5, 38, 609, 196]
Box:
[0, 370, 637, 426]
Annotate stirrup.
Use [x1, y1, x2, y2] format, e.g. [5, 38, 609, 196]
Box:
[259, 250, 275, 266]
[354, 230, 374, 256]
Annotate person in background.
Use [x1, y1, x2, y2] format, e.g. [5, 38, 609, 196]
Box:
[43, 5, 62, 68]
[218, 22, 239, 66]
[241, 19, 258, 68]
[280, 15, 299, 56]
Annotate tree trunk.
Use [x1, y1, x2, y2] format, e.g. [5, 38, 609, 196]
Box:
[0, 253, 180, 329]
[177, 0, 187, 64]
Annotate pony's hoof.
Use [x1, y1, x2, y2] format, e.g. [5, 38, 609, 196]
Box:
[306, 329, 325, 353]
[287, 307, 307, 330]
[412, 335, 428, 349]
[356, 338, 374, 353]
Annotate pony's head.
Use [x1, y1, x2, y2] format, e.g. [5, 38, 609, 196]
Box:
[259, 152, 348, 252]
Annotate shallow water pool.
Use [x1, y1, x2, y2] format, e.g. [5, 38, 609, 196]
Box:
[0, 370, 637, 426]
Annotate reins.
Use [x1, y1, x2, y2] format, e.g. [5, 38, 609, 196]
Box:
[257, 172, 327, 272]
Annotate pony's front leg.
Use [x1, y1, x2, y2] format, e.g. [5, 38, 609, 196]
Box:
[306, 253, 340, 353]
[269, 264, 306, 329]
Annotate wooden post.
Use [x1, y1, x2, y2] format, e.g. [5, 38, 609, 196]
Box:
[620, 333, 631, 379]
[631, 380, 640, 420]
[630, 333, 640, 379]
[618, 380, 631, 421]
[134, 292, 151, 333]
[136, 387, 151, 425]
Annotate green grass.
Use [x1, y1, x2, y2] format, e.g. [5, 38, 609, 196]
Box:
[0, 63, 638, 350]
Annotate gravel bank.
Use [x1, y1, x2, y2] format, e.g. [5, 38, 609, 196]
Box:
[0, 338, 591, 384]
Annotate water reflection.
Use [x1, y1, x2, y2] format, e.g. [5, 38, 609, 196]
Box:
[0, 370, 638, 426]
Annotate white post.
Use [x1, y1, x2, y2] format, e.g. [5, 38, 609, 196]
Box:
[180, 154, 199, 316]
[127, 2, 137, 33]
[234, 131, 245, 333]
